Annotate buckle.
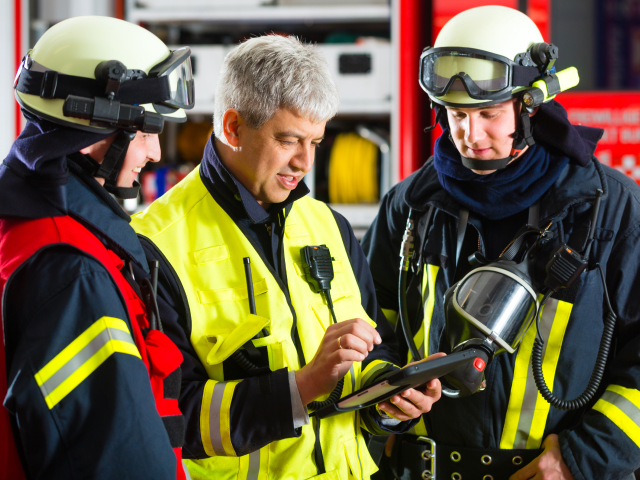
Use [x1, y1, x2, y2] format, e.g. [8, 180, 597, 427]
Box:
[417, 436, 436, 480]
[40, 70, 58, 99]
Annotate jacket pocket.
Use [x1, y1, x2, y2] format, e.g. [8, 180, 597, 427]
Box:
[204, 314, 270, 365]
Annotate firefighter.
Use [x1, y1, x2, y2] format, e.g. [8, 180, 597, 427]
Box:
[0, 16, 195, 479]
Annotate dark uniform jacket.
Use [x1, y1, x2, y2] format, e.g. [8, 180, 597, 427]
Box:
[362, 154, 640, 480]
[1, 159, 178, 479]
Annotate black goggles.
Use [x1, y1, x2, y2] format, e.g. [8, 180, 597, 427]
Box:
[419, 47, 541, 101]
[15, 47, 195, 111]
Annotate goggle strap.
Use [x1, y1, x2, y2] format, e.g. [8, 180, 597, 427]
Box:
[15, 67, 172, 106]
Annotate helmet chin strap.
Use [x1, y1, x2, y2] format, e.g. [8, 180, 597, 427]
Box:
[75, 131, 140, 199]
[458, 101, 536, 172]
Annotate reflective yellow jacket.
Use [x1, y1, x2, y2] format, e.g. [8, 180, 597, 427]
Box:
[132, 167, 392, 480]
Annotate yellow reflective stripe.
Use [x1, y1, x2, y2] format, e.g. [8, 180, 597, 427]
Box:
[526, 301, 572, 448]
[360, 360, 392, 388]
[500, 299, 572, 449]
[409, 322, 426, 364]
[594, 398, 640, 448]
[200, 380, 217, 456]
[500, 319, 534, 449]
[381, 308, 398, 328]
[201, 379, 240, 457]
[408, 416, 428, 436]
[34, 316, 140, 409]
[421, 264, 440, 359]
[593, 385, 640, 448]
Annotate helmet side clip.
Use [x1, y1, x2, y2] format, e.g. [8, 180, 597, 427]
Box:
[95, 60, 127, 100]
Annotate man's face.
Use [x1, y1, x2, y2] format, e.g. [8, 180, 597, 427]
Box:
[117, 132, 161, 187]
[231, 108, 326, 208]
[82, 131, 161, 187]
[446, 98, 521, 175]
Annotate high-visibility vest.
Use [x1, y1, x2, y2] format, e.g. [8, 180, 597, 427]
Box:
[132, 167, 380, 480]
[0, 215, 187, 479]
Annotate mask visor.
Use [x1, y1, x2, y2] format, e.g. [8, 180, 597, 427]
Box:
[453, 267, 538, 353]
[420, 49, 511, 99]
[150, 48, 194, 110]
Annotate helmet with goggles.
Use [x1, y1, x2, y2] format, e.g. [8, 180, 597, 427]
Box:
[420, 6, 580, 171]
[13, 16, 195, 199]
[15, 16, 193, 133]
[421, 5, 558, 108]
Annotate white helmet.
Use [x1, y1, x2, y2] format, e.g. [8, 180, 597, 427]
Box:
[420, 6, 559, 108]
[14, 16, 194, 134]
[421, 6, 581, 171]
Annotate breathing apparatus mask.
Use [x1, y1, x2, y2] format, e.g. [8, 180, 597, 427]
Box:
[13, 16, 194, 199]
[399, 189, 618, 410]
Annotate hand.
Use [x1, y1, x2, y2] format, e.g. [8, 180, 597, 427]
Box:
[376, 352, 445, 421]
[295, 318, 381, 405]
[510, 434, 575, 480]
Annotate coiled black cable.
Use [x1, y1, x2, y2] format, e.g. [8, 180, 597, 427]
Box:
[231, 350, 259, 371]
[532, 264, 616, 410]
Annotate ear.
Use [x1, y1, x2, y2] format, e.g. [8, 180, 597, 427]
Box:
[222, 109, 242, 148]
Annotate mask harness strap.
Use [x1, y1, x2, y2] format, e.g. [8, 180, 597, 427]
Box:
[459, 102, 536, 171]
[71, 131, 139, 199]
[500, 202, 541, 261]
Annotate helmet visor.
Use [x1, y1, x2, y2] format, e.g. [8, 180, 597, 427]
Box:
[150, 48, 195, 110]
[420, 48, 511, 99]
[455, 270, 537, 350]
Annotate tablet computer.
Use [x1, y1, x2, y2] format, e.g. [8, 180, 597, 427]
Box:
[314, 349, 482, 419]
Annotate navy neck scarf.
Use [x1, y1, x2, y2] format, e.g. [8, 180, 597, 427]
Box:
[434, 132, 569, 220]
[0, 114, 113, 218]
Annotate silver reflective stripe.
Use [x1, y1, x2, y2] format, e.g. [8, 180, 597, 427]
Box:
[209, 382, 227, 456]
[38, 327, 135, 398]
[601, 390, 640, 427]
[513, 299, 558, 449]
[247, 449, 260, 480]
[350, 365, 356, 393]
[182, 460, 192, 480]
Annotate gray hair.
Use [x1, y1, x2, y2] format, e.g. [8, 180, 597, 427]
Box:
[213, 35, 340, 142]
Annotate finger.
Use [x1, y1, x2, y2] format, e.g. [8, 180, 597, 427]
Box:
[399, 388, 438, 414]
[343, 321, 380, 351]
[377, 401, 416, 422]
[338, 333, 370, 356]
[330, 323, 374, 352]
[420, 379, 442, 399]
[341, 318, 382, 346]
[406, 351, 446, 367]
[331, 348, 366, 364]
[387, 393, 423, 419]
